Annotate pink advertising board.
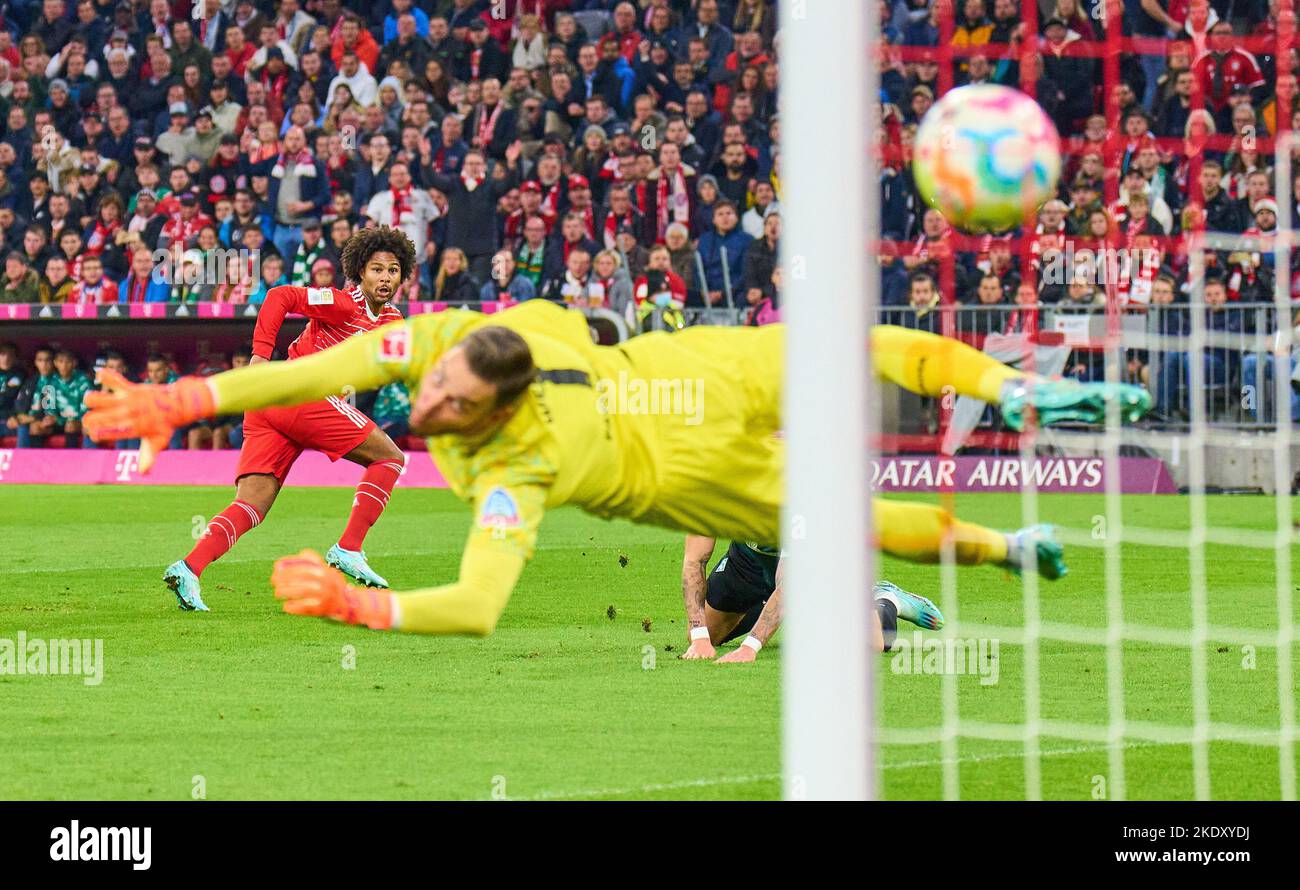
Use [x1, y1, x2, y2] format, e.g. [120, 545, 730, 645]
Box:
[0, 450, 1175, 494]
[0, 448, 448, 488]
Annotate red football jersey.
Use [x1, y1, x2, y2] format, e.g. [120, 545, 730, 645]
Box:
[1192, 49, 1265, 110]
[252, 285, 405, 361]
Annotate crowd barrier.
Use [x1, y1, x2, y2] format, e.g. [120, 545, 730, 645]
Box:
[877, 301, 1296, 432]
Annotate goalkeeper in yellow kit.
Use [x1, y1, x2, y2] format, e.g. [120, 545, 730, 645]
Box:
[84, 298, 1149, 636]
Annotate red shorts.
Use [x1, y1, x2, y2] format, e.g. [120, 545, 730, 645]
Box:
[235, 397, 376, 484]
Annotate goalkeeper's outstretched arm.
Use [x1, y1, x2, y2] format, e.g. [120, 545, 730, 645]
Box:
[271, 545, 527, 636]
[273, 474, 550, 636]
[210, 321, 410, 413]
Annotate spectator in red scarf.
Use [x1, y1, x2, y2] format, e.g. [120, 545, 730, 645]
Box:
[259, 48, 293, 124]
[83, 194, 124, 258]
[366, 161, 440, 276]
[68, 256, 119, 305]
[424, 143, 523, 282]
[563, 173, 597, 238]
[466, 77, 519, 161]
[162, 192, 215, 250]
[710, 30, 769, 116]
[504, 180, 556, 241]
[464, 17, 510, 83]
[542, 210, 601, 286]
[643, 140, 696, 244]
[635, 244, 688, 308]
[528, 151, 567, 217]
[602, 184, 643, 250]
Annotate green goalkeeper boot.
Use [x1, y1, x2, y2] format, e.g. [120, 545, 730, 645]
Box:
[1000, 379, 1152, 431]
[1005, 524, 1068, 580]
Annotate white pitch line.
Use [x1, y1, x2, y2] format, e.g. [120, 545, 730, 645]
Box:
[504, 736, 1229, 800]
[881, 738, 1162, 772]
[504, 773, 781, 801]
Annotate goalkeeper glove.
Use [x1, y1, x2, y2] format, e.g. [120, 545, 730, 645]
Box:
[83, 369, 217, 472]
[271, 550, 394, 630]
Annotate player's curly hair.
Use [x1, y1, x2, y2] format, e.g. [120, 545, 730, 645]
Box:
[340, 225, 418, 285]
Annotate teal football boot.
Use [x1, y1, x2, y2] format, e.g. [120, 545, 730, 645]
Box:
[325, 544, 389, 588]
[874, 580, 945, 630]
[163, 559, 209, 611]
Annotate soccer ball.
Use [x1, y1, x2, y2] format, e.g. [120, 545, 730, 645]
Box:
[911, 84, 1062, 233]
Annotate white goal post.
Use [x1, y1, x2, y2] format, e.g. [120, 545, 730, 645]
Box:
[780, 0, 875, 800]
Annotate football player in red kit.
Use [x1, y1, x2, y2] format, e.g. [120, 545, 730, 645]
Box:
[160, 227, 415, 611]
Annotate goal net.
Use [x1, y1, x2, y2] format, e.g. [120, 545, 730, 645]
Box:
[784, 0, 1298, 800]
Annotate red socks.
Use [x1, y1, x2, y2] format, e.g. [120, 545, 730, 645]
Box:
[338, 458, 404, 551]
[185, 499, 264, 577]
[183, 457, 401, 579]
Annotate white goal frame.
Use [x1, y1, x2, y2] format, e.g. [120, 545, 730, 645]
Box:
[780, 0, 875, 800]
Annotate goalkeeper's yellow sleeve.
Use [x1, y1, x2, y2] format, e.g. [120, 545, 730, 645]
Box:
[207, 322, 413, 414]
[871, 325, 1023, 404]
[390, 544, 526, 635]
[390, 473, 548, 636]
[873, 499, 1009, 566]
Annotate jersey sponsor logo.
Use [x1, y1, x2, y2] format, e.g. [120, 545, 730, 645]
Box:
[478, 487, 521, 530]
[307, 287, 334, 305]
[379, 327, 410, 363]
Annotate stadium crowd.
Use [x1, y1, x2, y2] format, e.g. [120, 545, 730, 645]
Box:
[877, 0, 1299, 422]
[0, 0, 783, 447]
[2, 0, 1298, 448]
[0, 0, 782, 318]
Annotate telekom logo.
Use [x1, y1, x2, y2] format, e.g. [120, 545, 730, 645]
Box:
[0, 450, 11, 480]
[114, 451, 140, 482]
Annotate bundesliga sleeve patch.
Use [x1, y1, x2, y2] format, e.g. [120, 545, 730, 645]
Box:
[478, 487, 522, 530]
[307, 287, 334, 305]
[379, 327, 410, 363]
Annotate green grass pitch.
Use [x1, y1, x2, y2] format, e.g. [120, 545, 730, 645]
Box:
[2, 484, 1297, 800]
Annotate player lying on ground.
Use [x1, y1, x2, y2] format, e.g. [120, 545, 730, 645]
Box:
[84, 307, 1149, 636]
[680, 536, 947, 663]
[161, 227, 413, 611]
